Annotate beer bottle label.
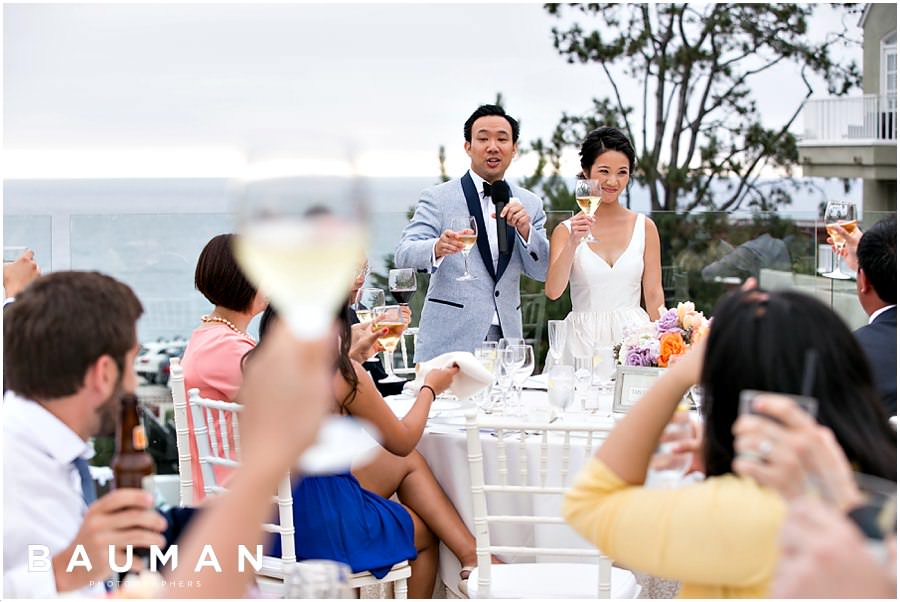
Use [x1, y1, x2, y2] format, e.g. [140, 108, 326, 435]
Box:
[132, 425, 148, 450]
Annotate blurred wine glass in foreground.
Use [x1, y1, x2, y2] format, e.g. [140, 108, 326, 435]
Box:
[233, 172, 368, 340]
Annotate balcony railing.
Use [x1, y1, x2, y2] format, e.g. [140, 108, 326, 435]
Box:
[802, 94, 897, 143]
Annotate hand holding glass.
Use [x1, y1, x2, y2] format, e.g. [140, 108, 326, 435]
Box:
[373, 305, 406, 384]
[822, 201, 857, 280]
[450, 215, 478, 282]
[574, 179, 600, 243]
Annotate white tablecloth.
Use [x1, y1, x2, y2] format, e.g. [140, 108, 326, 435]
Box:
[387, 389, 618, 596]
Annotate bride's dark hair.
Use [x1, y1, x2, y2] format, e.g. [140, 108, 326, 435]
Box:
[579, 127, 636, 176]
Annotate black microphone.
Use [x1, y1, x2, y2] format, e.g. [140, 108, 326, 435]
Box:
[492, 180, 511, 255]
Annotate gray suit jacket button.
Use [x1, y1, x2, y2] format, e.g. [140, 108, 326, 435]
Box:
[495, 291, 500, 297]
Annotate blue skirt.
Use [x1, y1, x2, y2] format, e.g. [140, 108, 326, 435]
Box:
[270, 472, 416, 578]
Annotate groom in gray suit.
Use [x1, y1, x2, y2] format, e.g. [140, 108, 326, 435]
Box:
[395, 104, 549, 362]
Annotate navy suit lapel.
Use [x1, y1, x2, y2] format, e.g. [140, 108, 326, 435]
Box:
[461, 173, 497, 281]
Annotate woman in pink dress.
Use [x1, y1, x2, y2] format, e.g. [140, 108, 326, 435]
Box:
[180, 233, 267, 502]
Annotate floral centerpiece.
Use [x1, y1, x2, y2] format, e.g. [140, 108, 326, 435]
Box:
[615, 302, 710, 368]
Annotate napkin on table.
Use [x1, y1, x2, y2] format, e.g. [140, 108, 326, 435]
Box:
[405, 351, 493, 400]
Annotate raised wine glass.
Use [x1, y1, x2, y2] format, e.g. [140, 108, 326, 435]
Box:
[372, 305, 406, 384]
[574, 179, 600, 243]
[450, 215, 478, 282]
[388, 268, 417, 306]
[233, 171, 367, 341]
[352, 288, 385, 324]
[822, 201, 858, 280]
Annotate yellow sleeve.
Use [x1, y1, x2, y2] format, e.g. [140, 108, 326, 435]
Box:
[563, 457, 786, 587]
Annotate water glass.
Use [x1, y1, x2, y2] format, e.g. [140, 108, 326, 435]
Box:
[591, 345, 616, 391]
[646, 411, 694, 488]
[284, 560, 353, 598]
[573, 355, 593, 410]
[497, 347, 525, 415]
[510, 345, 534, 417]
[548, 365, 576, 413]
[474, 342, 498, 411]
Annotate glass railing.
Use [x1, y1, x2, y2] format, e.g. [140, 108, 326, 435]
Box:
[5, 188, 893, 347]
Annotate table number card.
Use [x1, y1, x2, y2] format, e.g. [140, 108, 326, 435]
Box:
[613, 366, 665, 413]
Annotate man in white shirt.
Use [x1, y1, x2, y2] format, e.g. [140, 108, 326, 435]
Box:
[3, 271, 167, 597]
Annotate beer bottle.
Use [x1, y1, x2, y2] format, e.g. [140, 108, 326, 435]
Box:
[112, 393, 155, 489]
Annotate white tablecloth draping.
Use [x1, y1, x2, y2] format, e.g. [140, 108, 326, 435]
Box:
[387, 389, 618, 597]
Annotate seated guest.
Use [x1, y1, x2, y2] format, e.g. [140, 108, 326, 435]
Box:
[563, 289, 895, 598]
[829, 216, 897, 415]
[3, 271, 167, 597]
[149, 319, 335, 598]
[853, 218, 896, 416]
[256, 304, 483, 598]
[181, 233, 268, 502]
[3, 247, 40, 305]
[732, 395, 896, 598]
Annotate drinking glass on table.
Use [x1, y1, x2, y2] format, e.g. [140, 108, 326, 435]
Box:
[548, 365, 576, 415]
[450, 215, 478, 282]
[509, 345, 534, 418]
[592, 345, 616, 393]
[388, 268, 417, 306]
[498, 337, 525, 353]
[572, 355, 593, 407]
[233, 172, 367, 340]
[646, 406, 694, 488]
[474, 342, 498, 412]
[372, 305, 406, 384]
[574, 179, 600, 243]
[497, 347, 525, 415]
[284, 559, 353, 599]
[822, 201, 858, 280]
[547, 320, 568, 367]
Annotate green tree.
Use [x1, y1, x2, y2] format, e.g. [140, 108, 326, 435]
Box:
[529, 3, 861, 213]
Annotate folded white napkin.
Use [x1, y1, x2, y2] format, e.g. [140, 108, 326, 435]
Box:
[406, 351, 493, 400]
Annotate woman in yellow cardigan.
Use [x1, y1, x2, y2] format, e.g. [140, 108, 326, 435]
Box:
[563, 288, 896, 598]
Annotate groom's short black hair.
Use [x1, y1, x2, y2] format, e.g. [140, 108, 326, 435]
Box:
[464, 104, 520, 143]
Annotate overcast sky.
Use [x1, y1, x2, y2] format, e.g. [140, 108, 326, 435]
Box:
[3, 2, 863, 179]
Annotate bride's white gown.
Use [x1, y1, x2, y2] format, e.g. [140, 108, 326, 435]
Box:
[561, 213, 651, 359]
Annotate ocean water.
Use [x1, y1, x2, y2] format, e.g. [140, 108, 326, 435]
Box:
[3, 176, 860, 343]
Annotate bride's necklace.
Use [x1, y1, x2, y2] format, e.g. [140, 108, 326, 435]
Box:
[201, 314, 255, 342]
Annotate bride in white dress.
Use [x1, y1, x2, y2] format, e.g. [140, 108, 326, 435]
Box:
[545, 127, 665, 361]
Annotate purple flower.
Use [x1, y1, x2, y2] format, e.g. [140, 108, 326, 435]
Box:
[625, 348, 646, 367]
[638, 347, 658, 367]
[656, 309, 679, 334]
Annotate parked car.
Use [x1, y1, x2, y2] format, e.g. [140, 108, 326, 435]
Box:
[135, 340, 187, 386]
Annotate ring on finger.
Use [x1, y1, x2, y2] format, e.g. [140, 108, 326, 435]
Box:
[758, 438, 774, 460]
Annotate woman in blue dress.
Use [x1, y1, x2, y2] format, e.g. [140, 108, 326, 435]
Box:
[257, 303, 475, 598]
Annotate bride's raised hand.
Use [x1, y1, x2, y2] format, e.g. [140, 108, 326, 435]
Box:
[567, 212, 593, 246]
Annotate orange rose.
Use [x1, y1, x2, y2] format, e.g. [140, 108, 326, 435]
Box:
[659, 331, 687, 368]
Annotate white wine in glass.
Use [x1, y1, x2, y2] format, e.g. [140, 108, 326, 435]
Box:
[373, 304, 406, 384]
[450, 215, 478, 282]
[574, 179, 600, 243]
[822, 201, 858, 280]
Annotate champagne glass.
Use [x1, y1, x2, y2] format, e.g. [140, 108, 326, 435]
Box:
[353, 288, 385, 324]
[372, 305, 406, 384]
[388, 268, 417, 306]
[822, 201, 858, 280]
[233, 172, 367, 340]
[450, 215, 478, 281]
[547, 320, 568, 367]
[574, 179, 600, 243]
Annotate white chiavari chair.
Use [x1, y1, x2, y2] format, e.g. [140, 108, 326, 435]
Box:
[394, 327, 419, 376]
[463, 410, 640, 599]
[170, 370, 410, 598]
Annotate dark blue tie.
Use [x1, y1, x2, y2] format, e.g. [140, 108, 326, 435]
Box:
[72, 457, 97, 506]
